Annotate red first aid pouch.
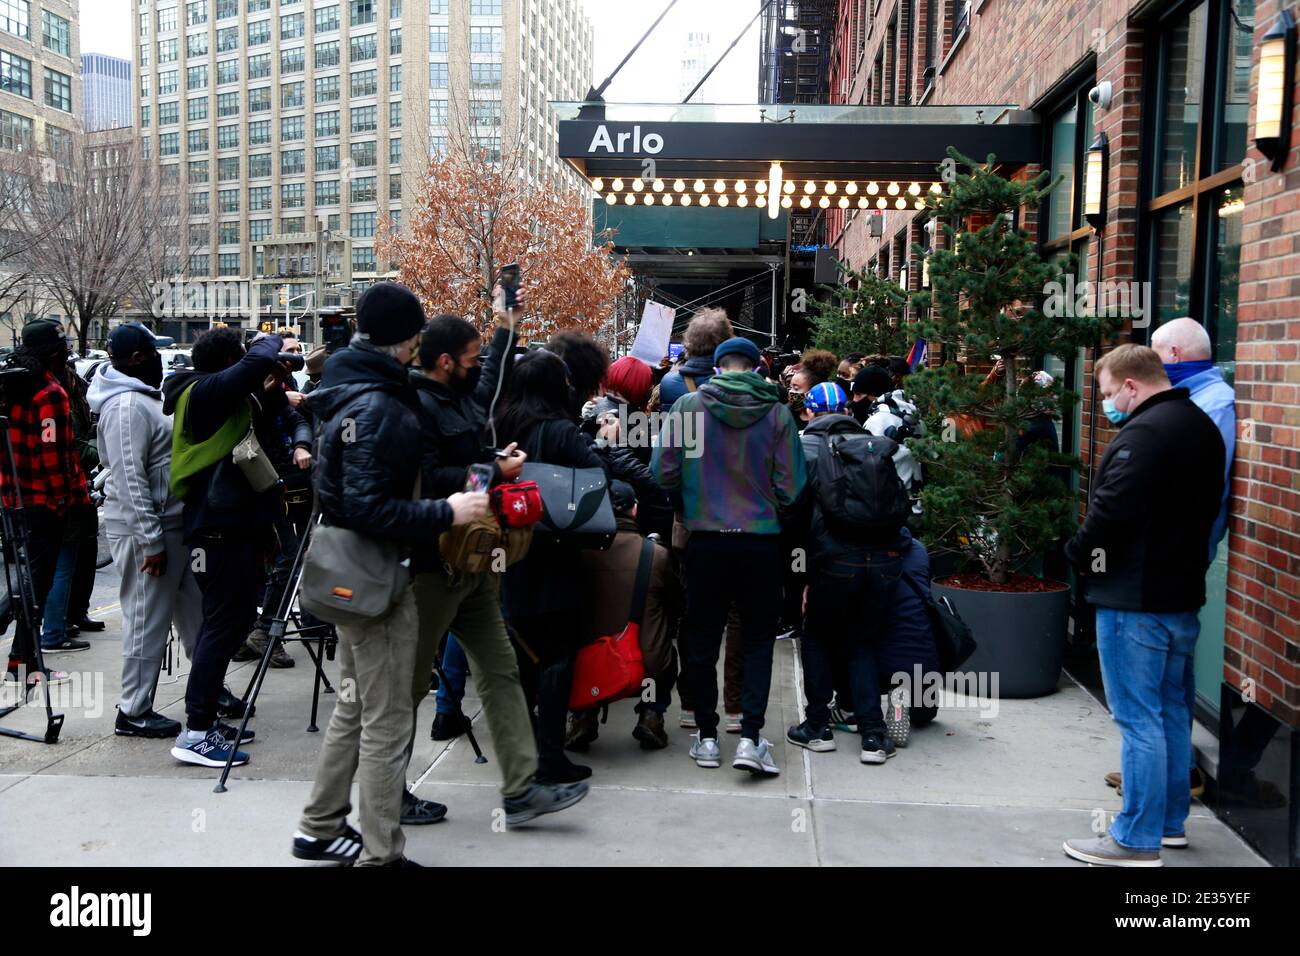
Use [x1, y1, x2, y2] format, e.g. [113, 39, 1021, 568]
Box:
[492, 480, 543, 528]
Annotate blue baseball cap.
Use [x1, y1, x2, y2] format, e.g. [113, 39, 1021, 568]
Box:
[713, 336, 761, 367]
[805, 381, 847, 414]
[107, 322, 164, 360]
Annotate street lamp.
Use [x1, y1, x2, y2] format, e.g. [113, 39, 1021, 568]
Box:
[1256, 8, 1296, 171]
[1084, 131, 1108, 230]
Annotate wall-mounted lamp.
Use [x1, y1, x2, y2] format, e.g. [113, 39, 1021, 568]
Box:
[767, 162, 783, 220]
[1256, 8, 1296, 171]
[1084, 131, 1108, 230]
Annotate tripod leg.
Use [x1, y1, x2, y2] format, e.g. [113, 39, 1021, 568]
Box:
[215, 628, 275, 794]
[306, 633, 324, 733]
[431, 662, 487, 765]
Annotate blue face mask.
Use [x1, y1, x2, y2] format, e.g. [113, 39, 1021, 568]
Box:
[1102, 397, 1130, 425]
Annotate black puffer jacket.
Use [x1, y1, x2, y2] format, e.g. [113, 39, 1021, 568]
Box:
[308, 341, 452, 546]
[1065, 387, 1224, 612]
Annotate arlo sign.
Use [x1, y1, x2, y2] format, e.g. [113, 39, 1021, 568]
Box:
[587, 124, 665, 155]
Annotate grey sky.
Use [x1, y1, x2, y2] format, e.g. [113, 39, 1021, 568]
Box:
[82, 1, 760, 101]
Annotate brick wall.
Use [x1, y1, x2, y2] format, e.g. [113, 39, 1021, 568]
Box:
[827, 0, 1300, 727]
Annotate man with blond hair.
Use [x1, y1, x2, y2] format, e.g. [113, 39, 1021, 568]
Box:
[1062, 344, 1224, 867]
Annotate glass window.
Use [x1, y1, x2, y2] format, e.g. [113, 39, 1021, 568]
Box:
[353, 246, 376, 273]
[390, 174, 402, 200]
[1208, 184, 1243, 374]
[187, 31, 208, 57]
[249, 87, 272, 112]
[188, 65, 208, 89]
[43, 68, 72, 111]
[1151, 203, 1195, 326]
[1155, 2, 1207, 195]
[351, 141, 377, 168]
[390, 27, 402, 54]
[351, 1, 376, 28]
[429, 62, 448, 88]
[1216, 0, 1255, 172]
[281, 148, 305, 174]
[316, 145, 340, 170]
[184, 98, 205, 122]
[281, 115, 304, 141]
[351, 211, 376, 238]
[189, 160, 209, 184]
[218, 124, 239, 150]
[218, 188, 239, 213]
[281, 182, 305, 208]
[430, 0, 448, 14]
[470, 27, 501, 53]
[188, 128, 209, 152]
[188, 2, 208, 27]
[41, 10, 69, 56]
[352, 105, 377, 133]
[315, 4, 339, 32]
[247, 18, 270, 46]
[281, 82, 304, 109]
[1, 0, 29, 40]
[219, 253, 240, 277]
[159, 132, 181, 157]
[0, 50, 30, 98]
[216, 59, 239, 84]
[471, 63, 501, 89]
[189, 190, 210, 215]
[316, 110, 340, 137]
[351, 175, 376, 202]
[389, 101, 402, 129]
[218, 92, 239, 117]
[281, 12, 304, 39]
[248, 153, 272, 178]
[248, 53, 271, 79]
[249, 185, 272, 210]
[316, 180, 340, 205]
[315, 75, 340, 103]
[157, 5, 178, 32]
[315, 40, 340, 68]
[350, 34, 377, 61]
[350, 69, 377, 97]
[218, 156, 240, 181]
[390, 63, 402, 92]
[471, 0, 502, 13]
[430, 26, 448, 52]
[281, 47, 305, 74]
[389, 137, 402, 164]
[159, 69, 180, 94]
[250, 219, 272, 242]
[248, 119, 271, 145]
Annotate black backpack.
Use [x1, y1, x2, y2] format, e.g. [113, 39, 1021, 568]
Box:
[806, 429, 910, 536]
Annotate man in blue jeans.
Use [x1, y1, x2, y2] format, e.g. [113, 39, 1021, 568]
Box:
[1063, 345, 1225, 867]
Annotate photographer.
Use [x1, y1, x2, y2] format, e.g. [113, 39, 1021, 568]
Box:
[294, 281, 488, 867]
[161, 327, 289, 768]
[2, 320, 91, 681]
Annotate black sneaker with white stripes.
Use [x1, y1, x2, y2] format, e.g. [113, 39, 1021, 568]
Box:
[292, 824, 363, 865]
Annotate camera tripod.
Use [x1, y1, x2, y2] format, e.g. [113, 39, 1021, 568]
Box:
[0, 415, 64, 745]
[214, 515, 486, 792]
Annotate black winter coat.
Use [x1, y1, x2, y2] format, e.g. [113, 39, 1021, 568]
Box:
[308, 341, 452, 548]
[409, 325, 516, 572]
[160, 335, 285, 540]
[1065, 387, 1225, 612]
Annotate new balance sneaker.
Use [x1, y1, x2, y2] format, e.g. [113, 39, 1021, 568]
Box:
[214, 721, 255, 744]
[679, 712, 697, 730]
[689, 732, 721, 768]
[115, 708, 182, 738]
[1162, 834, 1189, 849]
[171, 728, 249, 768]
[400, 789, 448, 825]
[1063, 835, 1162, 867]
[733, 737, 780, 776]
[829, 702, 858, 733]
[884, 687, 911, 748]
[292, 824, 362, 865]
[503, 781, 589, 826]
[724, 713, 742, 734]
[786, 719, 836, 753]
[860, 733, 897, 765]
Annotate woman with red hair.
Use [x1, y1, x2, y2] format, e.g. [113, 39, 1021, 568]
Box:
[603, 356, 654, 410]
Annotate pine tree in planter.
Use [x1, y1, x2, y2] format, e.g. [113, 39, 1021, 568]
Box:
[807, 262, 911, 358]
[907, 149, 1119, 697]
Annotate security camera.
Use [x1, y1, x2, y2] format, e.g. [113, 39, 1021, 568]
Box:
[923, 219, 937, 237]
[1088, 81, 1113, 110]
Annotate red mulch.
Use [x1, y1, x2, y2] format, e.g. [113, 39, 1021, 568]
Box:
[935, 573, 1069, 594]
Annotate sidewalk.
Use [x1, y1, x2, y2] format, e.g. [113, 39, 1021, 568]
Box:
[0, 573, 1267, 866]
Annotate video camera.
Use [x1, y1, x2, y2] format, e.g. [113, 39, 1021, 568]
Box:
[319, 308, 355, 354]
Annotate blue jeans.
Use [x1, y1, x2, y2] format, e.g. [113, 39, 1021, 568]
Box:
[434, 633, 468, 715]
[1095, 607, 1200, 852]
[40, 541, 78, 648]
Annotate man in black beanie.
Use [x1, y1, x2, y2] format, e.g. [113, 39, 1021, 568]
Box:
[294, 281, 490, 867]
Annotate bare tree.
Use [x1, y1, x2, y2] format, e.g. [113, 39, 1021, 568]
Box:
[21, 135, 178, 353]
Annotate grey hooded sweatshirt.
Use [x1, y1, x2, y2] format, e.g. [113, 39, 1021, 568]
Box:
[87, 364, 184, 553]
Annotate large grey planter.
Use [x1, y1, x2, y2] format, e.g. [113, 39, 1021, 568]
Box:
[931, 579, 1070, 699]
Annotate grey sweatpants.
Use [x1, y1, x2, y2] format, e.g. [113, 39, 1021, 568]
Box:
[108, 529, 202, 718]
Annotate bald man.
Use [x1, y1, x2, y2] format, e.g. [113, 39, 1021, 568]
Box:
[1150, 318, 1235, 553]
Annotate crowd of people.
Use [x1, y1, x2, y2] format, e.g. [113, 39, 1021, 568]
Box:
[0, 287, 1231, 869]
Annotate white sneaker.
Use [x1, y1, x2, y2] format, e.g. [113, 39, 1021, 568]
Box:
[679, 713, 697, 729]
[1162, 834, 1189, 849]
[724, 713, 742, 733]
[884, 687, 911, 748]
[733, 737, 780, 776]
[688, 732, 720, 768]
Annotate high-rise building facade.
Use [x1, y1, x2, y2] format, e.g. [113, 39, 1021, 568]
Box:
[82, 51, 132, 131]
[0, 0, 80, 154]
[133, 0, 593, 340]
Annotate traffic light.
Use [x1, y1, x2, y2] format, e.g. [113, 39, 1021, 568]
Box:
[279, 285, 289, 308]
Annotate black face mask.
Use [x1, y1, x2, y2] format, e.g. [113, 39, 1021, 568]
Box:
[453, 364, 482, 395]
[849, 399, 872, 424]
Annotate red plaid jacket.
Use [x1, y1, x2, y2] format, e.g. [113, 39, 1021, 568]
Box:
[0, 371, 91, 513]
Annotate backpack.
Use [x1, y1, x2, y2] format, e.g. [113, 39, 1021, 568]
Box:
[806, 429, 910, 536]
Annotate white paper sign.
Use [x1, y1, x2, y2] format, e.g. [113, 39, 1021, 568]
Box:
[629, 301, 675, 366]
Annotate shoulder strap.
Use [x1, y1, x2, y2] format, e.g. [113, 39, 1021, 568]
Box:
[627, 538, 655, 626]
[683, 374, 697, 393]
[898, 571, 930, 604]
